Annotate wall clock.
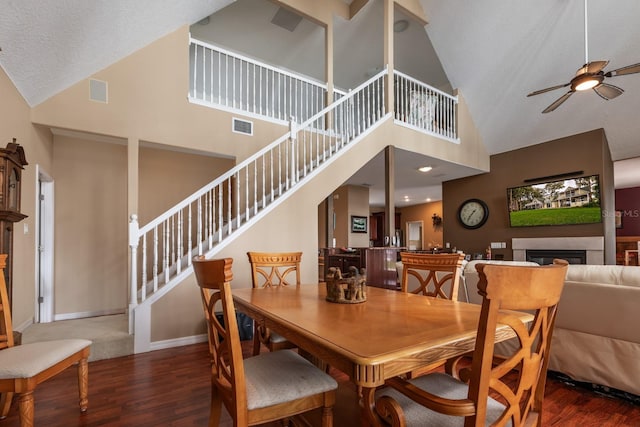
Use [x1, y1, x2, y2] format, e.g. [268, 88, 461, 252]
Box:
[457, 198, 489, 229]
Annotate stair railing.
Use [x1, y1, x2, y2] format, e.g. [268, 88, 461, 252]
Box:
[128, 68, 388, 330]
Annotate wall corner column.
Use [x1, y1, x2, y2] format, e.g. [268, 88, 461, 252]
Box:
[383, 0, 394, 114]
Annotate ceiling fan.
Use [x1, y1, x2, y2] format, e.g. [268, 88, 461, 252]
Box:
[527, 0, 640, 113]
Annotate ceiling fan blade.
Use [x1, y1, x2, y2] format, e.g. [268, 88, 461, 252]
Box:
[585, 60, 608, 74]
[604, 63, 640, 77]
[542, 91, 573, 113]
[593, 83, 624, 100]
[527, 82, 570, 97]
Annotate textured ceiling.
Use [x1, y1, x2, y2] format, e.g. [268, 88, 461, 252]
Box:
[0, 0, 232, 106]
[1, 0, 638, 206]
[421, 0, 640, 162]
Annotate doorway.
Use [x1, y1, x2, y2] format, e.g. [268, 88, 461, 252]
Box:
[406, 221, 423, 250]
[36, 165, 54, 323]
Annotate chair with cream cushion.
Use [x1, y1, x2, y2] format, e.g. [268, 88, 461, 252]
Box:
[374, 260, 568, 427]
[0, 254, 91, 427]
[398, 252, 466, 378]
[247, 251, 301, 356]
[193, 256, 337, 427]
[399, 252, 465, 300]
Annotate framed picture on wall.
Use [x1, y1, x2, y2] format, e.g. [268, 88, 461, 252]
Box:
[351, 215, 368, 233]
[615, 210, 623, 229]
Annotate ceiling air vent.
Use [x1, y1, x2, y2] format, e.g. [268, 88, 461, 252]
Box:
[271, 7, 302, 32]
[232, 118, 253, 136]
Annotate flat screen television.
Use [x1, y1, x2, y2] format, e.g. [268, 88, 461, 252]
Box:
[507, 174, 602, 227]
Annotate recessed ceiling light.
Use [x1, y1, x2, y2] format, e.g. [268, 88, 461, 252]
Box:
[418, 166, 432, 173]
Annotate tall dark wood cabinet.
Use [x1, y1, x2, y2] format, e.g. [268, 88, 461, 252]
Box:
[369, 212, 401, 247]
[0, 140, 28, 312]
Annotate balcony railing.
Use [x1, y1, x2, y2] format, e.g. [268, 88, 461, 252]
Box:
[189, 37, 345, 124]
[393, 70, 458, 142]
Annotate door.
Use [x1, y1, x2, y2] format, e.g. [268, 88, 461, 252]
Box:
[406, 221, 423, 250]
[36, 166, 54, 323]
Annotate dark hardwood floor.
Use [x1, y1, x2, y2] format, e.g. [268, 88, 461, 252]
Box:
[2, 341, 639, 426]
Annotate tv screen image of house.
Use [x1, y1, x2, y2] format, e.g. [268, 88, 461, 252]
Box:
[507, 175, 602, 227]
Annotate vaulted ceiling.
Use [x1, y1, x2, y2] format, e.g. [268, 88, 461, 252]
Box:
[1, 0, 638, 206]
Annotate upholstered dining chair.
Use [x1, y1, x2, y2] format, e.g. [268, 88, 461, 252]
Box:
[192, 256, 337, 427]
[399, 252, 466, 300]
[247, 251, 302, 356]
[0, 254, 91, 427]
[399, 252, 466, 377]
[373, 259, 569, 427]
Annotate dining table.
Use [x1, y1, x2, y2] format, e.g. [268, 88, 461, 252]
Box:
[232, 283, 533, 426]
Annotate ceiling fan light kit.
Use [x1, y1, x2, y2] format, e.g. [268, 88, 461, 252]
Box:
[527, 0, 640, 113]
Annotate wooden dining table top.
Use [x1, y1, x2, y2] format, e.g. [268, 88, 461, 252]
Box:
[232, 284, 533, 388]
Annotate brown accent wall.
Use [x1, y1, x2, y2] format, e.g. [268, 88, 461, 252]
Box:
[442, 129, 616, 263]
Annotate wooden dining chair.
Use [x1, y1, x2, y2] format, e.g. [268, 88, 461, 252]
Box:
[192, 256, 337, 427]
[247, 251, 301, 356]
[373, 259, 569, 427]
[0, 254, 91, 427]
[399, 252, 466, 378]
[399, 252, 465, 300]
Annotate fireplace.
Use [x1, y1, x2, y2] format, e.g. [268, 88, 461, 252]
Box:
[526, 249, 586, 265]
[512, 236, 604, 265]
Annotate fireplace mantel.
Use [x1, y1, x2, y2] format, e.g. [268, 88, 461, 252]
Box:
[512, 236, 604, 265]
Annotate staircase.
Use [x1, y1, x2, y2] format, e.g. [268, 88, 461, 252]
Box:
[129, 68, 390, 352]
[128, 41, 461, 353]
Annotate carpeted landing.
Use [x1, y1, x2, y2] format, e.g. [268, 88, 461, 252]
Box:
[21, 314, 133, 361]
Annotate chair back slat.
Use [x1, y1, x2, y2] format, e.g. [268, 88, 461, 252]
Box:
[400, 252, 465, 300]
[247, 252, 302, 288]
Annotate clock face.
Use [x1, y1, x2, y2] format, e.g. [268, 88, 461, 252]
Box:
[458, 199, 489, 229]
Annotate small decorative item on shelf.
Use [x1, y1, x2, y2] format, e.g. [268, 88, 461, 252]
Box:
[325, 266, 367, 304]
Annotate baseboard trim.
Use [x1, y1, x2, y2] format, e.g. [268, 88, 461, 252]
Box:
[149, 334, 209, 352]
[54, 308, 126, 321]
[13, 318, 34, 333]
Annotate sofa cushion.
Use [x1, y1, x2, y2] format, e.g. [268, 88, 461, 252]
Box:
[556, 280, 640, 343]
[565, 264, 640, 288]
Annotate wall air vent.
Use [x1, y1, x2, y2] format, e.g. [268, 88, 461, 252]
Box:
[89, 79, 108, 103]
[232, 118, 253, 136]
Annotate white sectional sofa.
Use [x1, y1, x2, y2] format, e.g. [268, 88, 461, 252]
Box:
[462, 260, 640, 397]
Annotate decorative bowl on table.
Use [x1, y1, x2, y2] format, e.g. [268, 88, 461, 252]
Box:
[325, 266, 367, 304]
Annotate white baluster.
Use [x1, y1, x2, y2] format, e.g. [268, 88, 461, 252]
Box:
[153, 227, 158, 292]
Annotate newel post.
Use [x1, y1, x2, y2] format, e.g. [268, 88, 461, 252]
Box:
[128, 214, 139, 334]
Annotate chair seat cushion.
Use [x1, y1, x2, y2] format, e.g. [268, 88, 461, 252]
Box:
[269, 331, 288, 344]
[0, 339, 91, 379]
[244, 349, 337, 410]
[376, 372, 509, 427]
